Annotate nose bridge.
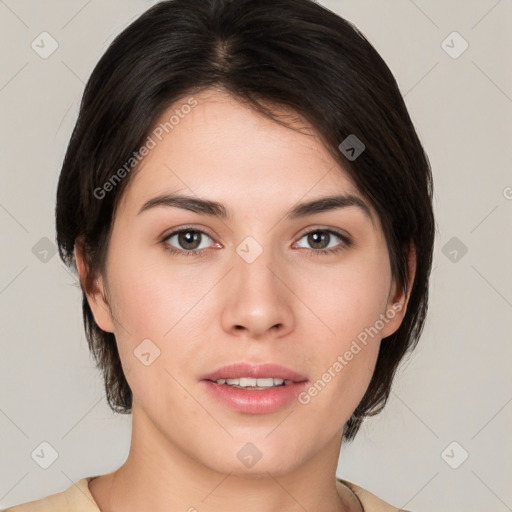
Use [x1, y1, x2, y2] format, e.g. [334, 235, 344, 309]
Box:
[234, 235, 281, 301]
[221, 234, 295, 337]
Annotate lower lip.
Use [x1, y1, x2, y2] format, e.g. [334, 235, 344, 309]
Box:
[202, 380, 308, 414]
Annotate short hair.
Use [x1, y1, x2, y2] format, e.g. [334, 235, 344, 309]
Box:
[55, 0, 435, 442]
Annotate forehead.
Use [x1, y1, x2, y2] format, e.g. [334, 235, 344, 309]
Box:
[119, 89, 365, 217]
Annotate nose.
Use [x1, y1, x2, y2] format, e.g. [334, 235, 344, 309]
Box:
[220, 244, 295, 339]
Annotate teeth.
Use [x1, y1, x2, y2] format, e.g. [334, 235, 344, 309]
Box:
[215, 377, 292, 388]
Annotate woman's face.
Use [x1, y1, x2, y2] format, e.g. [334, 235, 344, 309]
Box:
[80, 88, 411, 477]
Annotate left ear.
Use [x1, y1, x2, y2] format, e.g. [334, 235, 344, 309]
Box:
[380, 241, 417, 339]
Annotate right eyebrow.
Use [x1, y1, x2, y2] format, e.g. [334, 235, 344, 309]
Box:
[137, 194, 229, 218]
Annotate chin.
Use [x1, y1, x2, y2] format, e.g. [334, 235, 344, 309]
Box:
[194, 439, 308, 478]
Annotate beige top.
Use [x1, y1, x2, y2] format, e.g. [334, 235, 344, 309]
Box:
[2, 476, 411, 512]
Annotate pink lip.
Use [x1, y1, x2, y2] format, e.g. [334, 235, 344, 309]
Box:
[200, 362, 308, 382]
[202, 380, 308, 414]
[200, 362, 308, 414]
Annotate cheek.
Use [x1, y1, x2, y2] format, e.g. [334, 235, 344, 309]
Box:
[292, 250, 391, 416]
[300, 246, 392, 345]
[104, 256, 202, 410]
[103, 247, 214, 387]
[106, 243, 210, 337]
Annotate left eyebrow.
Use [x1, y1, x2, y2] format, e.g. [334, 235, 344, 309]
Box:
[137, 192, 374, 224]
[285, 194, 373, 224]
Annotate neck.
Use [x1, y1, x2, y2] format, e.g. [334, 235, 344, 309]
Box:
[90, 403, 355, 512]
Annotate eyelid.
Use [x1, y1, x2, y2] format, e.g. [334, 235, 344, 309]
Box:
[295, 224, 351, 241]
[161, 224, 217, 242]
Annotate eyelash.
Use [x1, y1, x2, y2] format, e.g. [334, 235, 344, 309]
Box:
[160, 225, 352, 258]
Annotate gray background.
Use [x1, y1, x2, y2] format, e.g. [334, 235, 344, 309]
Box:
[1, 1, 511, 510]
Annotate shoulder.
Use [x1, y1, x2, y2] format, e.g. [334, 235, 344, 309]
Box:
[1, 477, 100, 512]
[337, 477, 413, 512]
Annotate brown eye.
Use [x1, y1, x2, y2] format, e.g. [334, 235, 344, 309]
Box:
[164, 228, 213, 253]
[295, 229, 351, 255]
[177, 230, 202, 250]
[307, 231, 330, 249]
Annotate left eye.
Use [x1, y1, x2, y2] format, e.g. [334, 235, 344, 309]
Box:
[295, 229, 347, 252]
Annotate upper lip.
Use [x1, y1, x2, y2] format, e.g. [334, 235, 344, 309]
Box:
[201, 362, 308, 382]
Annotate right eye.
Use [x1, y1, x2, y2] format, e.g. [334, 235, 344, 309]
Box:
[162, 227, 216, 257]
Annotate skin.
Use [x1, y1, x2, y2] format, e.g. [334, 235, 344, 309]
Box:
[76, 88, 415, 512]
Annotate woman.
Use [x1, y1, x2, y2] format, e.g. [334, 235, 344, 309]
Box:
[4, 0, 434, 510]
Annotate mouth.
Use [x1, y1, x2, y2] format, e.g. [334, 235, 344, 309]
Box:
[209, 377, 295, 389]
[201, 361, 308, 383]
[200, 362, 309, 414]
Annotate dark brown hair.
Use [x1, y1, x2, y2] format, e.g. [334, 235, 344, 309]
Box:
[56, 0, 435, 441]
